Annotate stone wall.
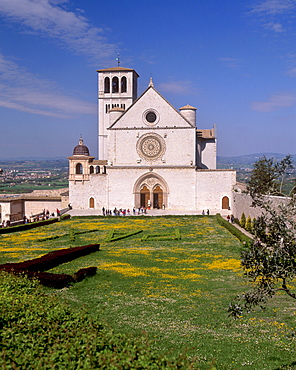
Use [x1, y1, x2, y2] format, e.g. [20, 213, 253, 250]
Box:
[24, 199, 62, 218]
[233, 192, 290, 219]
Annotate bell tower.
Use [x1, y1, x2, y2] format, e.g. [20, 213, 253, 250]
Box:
[97, 67, 139, 160]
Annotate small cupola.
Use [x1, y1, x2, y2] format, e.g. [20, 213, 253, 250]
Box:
[73, 136, 90, 156]
[179, 104, 197, 127]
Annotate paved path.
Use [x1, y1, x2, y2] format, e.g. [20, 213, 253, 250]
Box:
[230, 221, 254, 239]
[67, 208, 231, 217]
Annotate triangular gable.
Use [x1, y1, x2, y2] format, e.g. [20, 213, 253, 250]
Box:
[109, 86, 195, 130]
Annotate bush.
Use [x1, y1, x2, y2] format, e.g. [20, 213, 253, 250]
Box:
[0, 272, 192, 369]
[240, 213, 246, 228]
[245, 216, 252, 232]
[252, 217, 257, 234]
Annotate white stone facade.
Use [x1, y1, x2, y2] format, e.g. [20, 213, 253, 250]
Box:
[68, 66, 236, 213]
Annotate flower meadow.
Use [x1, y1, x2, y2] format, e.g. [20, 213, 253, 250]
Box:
[1, 215, 296, 369]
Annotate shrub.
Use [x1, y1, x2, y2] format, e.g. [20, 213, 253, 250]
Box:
[245, 216, 252, 232]
[252, 217, 257, 234]
[240, 213, 246, 228]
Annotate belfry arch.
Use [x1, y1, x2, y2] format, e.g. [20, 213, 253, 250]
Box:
[134, 173, 169, 209]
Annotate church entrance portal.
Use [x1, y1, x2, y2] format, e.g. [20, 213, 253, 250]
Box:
[140, 186, 150, 208]
[153, 186, 163, 209]
[134, 173, 168, 209]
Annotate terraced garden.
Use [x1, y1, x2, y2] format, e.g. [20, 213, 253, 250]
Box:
[1, 215, 296, 369]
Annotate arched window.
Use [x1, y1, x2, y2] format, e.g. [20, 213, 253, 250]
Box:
[222, 196, 229, 210]
[121, 76, 127, 93]
[102, 166, 107, 174]
[90, 165, 94, 174]
[75, 163, 83, 174]
[96, 166, 100, 174]
[104, 77, 110, 93]
[89, 197, 95, 208]
[112, 77, 119, 93]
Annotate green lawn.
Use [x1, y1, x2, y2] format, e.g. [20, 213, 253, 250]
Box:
[1, 215, 296, 369]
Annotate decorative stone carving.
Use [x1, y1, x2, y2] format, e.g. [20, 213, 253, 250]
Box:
[136, 133, 166, 161]
[147, 177, 157, 186]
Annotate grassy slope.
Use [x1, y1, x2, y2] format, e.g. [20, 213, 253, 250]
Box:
[1, 216, 296, 369]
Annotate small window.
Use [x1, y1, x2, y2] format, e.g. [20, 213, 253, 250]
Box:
[146, 111, 157, 123]
[112, 77, 119, 93]
[103, 166, 107, 174]
[75, 163, 83, 174]
[104, 77, 110, 93]
[90, 166, 94, 174]
[121, 76, 127, 93]
[96, 166, 100, 174]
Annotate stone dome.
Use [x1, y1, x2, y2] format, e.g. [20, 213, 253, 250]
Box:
[73, 137, 90, 156]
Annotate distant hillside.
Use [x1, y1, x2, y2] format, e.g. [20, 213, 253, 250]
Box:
[217, 153, 296, 169]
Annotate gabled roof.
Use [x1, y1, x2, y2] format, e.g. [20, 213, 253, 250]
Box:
[108, 85, 195, 129]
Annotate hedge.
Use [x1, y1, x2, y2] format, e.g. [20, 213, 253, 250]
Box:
[104, 229, 143, 242]
[215, 214, 252, 246]
[0, 244, 100, 289]
[141, 229, 181, 241]
[0, 214, 70, 235]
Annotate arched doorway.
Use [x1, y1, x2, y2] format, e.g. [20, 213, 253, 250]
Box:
[153, 185, 163, 209]
[134, 173, 169, 209]
[140, 185, 150, 208]
[89, 197, 95, 208]
[222, 196, 229, 209]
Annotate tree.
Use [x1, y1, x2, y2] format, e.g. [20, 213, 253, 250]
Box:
[229, 155, 296, 318]
[247, 154, 294, 197]
[245, 216, 252, 233]
[251, 217, 257, 234]
[240, 213, 246, 228]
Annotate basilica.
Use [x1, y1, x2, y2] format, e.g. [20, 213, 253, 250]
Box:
[68, 66, 235, 212]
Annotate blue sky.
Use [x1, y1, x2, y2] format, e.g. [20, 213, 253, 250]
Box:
[0, 0, 296, 158]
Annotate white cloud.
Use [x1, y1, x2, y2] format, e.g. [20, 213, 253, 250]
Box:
[264, 21, 284, 31]
[286, 67, 296, 75]
[248, 0, 296, 33]
[0, 0, 117, 62]
[0, 52, 96, 118]
[250, 92, 296, 112]
[158, 81, 195, 95]
[250, 0, 296, 15]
